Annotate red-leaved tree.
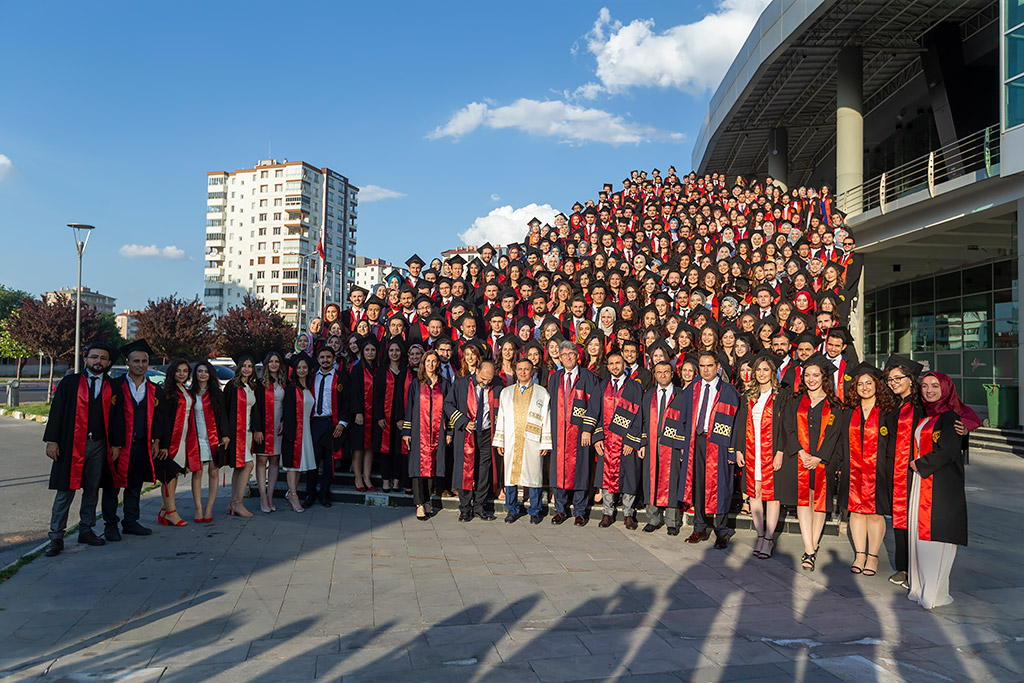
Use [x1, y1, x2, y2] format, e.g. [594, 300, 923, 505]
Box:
[215, 295, 295, 359]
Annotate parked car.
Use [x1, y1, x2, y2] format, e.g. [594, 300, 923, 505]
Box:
[107, 366, 167, 384]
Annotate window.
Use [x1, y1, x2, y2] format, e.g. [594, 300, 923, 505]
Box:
[274, 184, 282, 192]
[260, 184, 268, 192]
[282, 269, 299, 279]
[258, 257, 266, 265]
[272, 256, 280, 264]
[260, 171, 268, 179]
[249, 259, 254, 266]
[259, 213, 267, 221]
[274, 198, 282, 207]
[271, 285, 279, 293]
[258, 228, 267, 235]
[275, 169, 283, 177]
[271, 270, 279, 279]
[258, 242, 266, 250]
[256, 271, 265, 279]
[255, 286, 264, 294]
[259, 199, 268, 207]
[272, 241, 280, 250]
[273, 227, 281, 235]
[208, 177, 225, 186]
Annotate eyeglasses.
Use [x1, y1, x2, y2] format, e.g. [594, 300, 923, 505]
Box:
[885, 375, 908, 384]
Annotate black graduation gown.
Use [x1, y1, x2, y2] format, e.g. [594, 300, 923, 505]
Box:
[780, 395, 844, 512]
[839, 404, 891, 515]
[402, 377, 451, 478]
[252, 380, 283, 455]
[547, 366, 603, 490]
[155, 387, 202, 479]
[677, 380, 742, 516]
[372, 365, 409, 454]
[591, 376, 644, 494]
[884, 398, 926, 531]
[640, 385, 685, 508]
[733, 391, 786, 501]
[347, 361, 376, 452]
[45, 372, 122, 491]
[280, 383, 312, 470]
[443, 374, 501, 490]
[103, 377, 163, 489]
[912, 411, 968, 546]
[216, 383, 264, 468]
[624, 364, 653, 391]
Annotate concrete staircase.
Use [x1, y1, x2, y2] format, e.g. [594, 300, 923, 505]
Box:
[971, 427, 1024, 457]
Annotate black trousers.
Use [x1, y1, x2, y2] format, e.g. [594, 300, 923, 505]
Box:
[306, 418, 336, 499]
[102, 440, 150, 528]
[692, 436, 729, 537]
[412, 477, 433, 506]
[893, 526, 909, 572]
[458, 429, 492, 515]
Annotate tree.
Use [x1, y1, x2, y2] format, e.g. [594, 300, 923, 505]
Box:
[95, 312, 126, 349]
[135, 294, 217, 364]
[215, 295, 296, 359]
[0, 285, 29, 322]
[6, 295, 103, 401]
[0, 314, 33, 381]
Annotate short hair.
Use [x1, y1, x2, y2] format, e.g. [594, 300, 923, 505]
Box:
[653, 361, 673, 373]
[558, 340, 579, 356]
[317, 345, 336, 357]
[84, 341, 114, 358]
[435, 338, 454, 351]
[515, 358, 534, 369]
[697, 350, 720, 365]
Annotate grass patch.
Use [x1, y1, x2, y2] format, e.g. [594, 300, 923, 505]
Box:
[13, 402, 50, 417]
[0, 550, 43, 584]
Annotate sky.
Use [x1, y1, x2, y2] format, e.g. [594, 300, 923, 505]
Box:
[0, 0, 772, 310]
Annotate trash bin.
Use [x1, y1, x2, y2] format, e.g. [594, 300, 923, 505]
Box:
[983, 384, 1019, 429]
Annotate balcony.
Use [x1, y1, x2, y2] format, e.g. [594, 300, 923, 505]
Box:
[206, 233, 226, 244]
[284, 212, 310, 227]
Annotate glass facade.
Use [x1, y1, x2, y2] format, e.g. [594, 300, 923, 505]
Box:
[864, 258, 1019, 408]
[1007, 1, 1024, 128]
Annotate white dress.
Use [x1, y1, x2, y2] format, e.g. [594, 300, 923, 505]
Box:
[751, 390, 771, 482]
[242, 384, 256, 464]
[908, 418, 956, 610]
[194, 391, 213, 463]
[271, 383, 285, 455]
[296, 388, 316, 471]
[173, 392, 194, 470]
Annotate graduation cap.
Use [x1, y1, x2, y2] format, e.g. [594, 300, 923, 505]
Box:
[349, 285, 368, 297]
[414, 294, 434, 308]
[446, 254, 466, 266]
[479, 241, 495, 253]
[825, 326, 853, 345]
[119, 338, 153, 360]
[290, 350, 314, 371]
[486, 307, 507, 321]
[652, 291, 673, 304]
[582, 207, 598, 216]
[799, 352, 836, 379]
[405, 254, 425, 268]
[455, 313, 476, 328]
[688, 304, 712, 321]
[496, 333, 523, 351]
[795, 332, 821, 348]
[754, 283, 777, 299]
[499, 288, 517, 301]
[572, 201, 584, 211]
[385, 269, 406, 284]
[848, 361, 882, 380]
[527, 218, 541, 227]
[884, 354, 924, 377]
[753, 350, 780, 370]
[232, 351, 258, 368]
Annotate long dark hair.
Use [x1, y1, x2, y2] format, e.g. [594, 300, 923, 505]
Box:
[164, 359, 192, 399]
[189, 360, 224, 406]
[261, 350, 285, 386]
[846, 371, 897, 412]
[291, 355, 313, 391]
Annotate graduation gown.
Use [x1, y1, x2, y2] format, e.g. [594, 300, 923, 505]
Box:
[640, 385, 685, 508]
[45, 373, 122, 491]
[280, 384, 313, 470]
[911, 411, 968, 546]
[624, 364, 653, 391]
[443, 374, 501, 490]
[402, 377, 450, 478]
[733, 390, 785, 501]
[157, 388, 201, 476]
[492, 383, 552, 488]
[781, 395, 844, 512]
[194, 389, 225, 461]
[547, 366, 603, 490]
[253, 381, 284, 455]
[841, 404, 891, 515]
[105, 377, 161, 489]
[372, 365, 409, 454]
[347, 361, 376, 452]
[591, 376, 644, 494]
[677, 380, 741, 515]
[217, 383, 263, 468]
[885, 398, 926, 530]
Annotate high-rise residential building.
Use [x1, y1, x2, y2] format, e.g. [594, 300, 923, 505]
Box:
[115, 309, 142, 340]
[46, 286, 116, 315]
[203, 158, 358, 327]
[354, 257, 407, 292]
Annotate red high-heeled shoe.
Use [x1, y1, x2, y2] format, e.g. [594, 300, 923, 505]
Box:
[160, 509, 188, 527]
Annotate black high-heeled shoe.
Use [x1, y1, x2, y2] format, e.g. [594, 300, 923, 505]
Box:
[862, 553, 878, 576]
[850, 551, 865, 574]
[801, 552, 817, 572]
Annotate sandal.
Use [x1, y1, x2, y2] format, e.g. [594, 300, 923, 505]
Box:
[801, 552, 817, 572]
[761, 538, 775, 559]
[752, 534, 766, 558]
[863, 553, 878, 577]
[850, 551, 865, 574]
[740, 498, 752, 516]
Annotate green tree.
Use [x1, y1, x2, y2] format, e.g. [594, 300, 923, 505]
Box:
[0, 285, 29, 322]
[0, 314, 33, 380]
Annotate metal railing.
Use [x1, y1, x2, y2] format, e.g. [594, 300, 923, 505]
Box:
[837, 124, 1000, 215]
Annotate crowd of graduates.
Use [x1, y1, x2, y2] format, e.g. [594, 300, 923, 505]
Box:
[43, 167, 979, 611]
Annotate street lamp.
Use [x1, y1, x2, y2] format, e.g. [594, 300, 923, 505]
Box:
[67, 224, 95, 374]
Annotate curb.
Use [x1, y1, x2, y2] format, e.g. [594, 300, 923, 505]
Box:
[0, 408, 48, 424]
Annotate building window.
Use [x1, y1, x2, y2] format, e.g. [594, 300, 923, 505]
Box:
[274, 199, 282, 207]
[259, 213, 267, 221]
[259, 199, 268, 208]
[258, 242, 266, 250]
[282, 269, 299, 279]
[271, 285, 279, 293]
[273, 227, 281, 235]
[258, 257, 266, 265]
[272, 256, 280, 264]
[258, 228, 266, 235]
[275, 169, 283, 177]
[271, 270, 279, 279]
[256, 271, 265, 279]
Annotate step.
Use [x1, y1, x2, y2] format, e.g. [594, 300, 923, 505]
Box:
[264, 480, 842, 536]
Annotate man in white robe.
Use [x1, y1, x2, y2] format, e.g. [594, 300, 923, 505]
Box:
[494, 359, 551, 524]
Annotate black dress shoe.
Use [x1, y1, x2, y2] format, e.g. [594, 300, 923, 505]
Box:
[598, 514, 613, 528]
[714, 535, 729, 550]
[667, 527, 680, 536]
[319, 496, 333, 508]
[122, 522, 152, 536]
[104, 527, 122, 542]
[458, 512, 472, 522]
[530, 515, 542, 525]
[504, 512, 520, 524]
[551, 513, 567, 525]
[574, 515, 587, 527]
[642, 523, 662, 533]
[302, 496, 317, 508]
[478, 512, 496, 521]
[77, 529, 106, 546]
[44, 539, 63, 557]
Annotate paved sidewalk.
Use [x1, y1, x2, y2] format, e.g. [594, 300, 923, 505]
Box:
[0, 452, 1022, 682]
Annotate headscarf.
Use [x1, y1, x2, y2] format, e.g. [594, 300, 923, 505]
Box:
[922, 371, 982, 431]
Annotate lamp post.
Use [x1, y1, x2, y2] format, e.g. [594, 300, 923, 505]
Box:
[67, 224, 95, 374]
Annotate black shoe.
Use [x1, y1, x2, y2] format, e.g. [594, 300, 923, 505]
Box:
[642, 523, 662, 533]
[504, 512, 520, 524]
[122, 522, 152, 536]
[478, 512, 496, 521]
[77, 529, 106, 546]
[319, 495, 333, 508]
[44, 539, 63, 557]
[551, 513, 567, 525]
[574, 515, 587, 527]
[667, 527, 680, 536]
[104, 527, 122, 543]
[302, 496, 317, 508]
[530, 514, 542, 525]
[714, 535, 729, 550]
[458, 512, 472, 522]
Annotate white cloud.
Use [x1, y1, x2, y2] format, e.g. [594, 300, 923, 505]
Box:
[490, 193, 501, 202]
[359, 184, 406, 202]
[119, 244, 186, 260]
[0, 154, 14, 180]
[459, 204, 560, 247]
[429, 98, 680, 145]
[584, 1, 772, 95]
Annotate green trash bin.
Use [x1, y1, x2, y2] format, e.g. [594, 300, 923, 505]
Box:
[983, 385, 1019, 429]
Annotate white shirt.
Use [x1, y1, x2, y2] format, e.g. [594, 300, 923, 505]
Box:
[610, 376, 624, 393]
[562, 366, 579, 394]
[127, 377, 147, 404]
[314, 369, 340, 423]
[86, 371, 104, 398]
[656, 385, 673, 424]
[696, 378, 720, 435]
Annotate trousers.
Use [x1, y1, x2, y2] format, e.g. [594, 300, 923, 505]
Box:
[49, 438, 105, 540]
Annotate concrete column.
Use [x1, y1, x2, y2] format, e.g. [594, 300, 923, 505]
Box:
[837, 47, 864, 216]
[768, 128, 789, 191]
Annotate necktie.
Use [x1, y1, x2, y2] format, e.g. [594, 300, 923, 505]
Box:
[476, 386, 485, 431]
[316, 374, 326, 415]
[697, 382, 711, 435]
[89, 376, 97, 400]
[658, 389, 667, 437]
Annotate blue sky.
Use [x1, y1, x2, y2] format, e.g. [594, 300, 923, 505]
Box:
[0, 0, 770, 310]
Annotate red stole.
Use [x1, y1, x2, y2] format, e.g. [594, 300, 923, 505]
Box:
[401, 372, 414, 455]
[70, 376, 112, 490]
[263, 383, 277, 447]
[198, 391, 220, 454]
[683, 383, 731, 514]
[116, 380, 155, 489]
[647, 390, 678, 507]
[418, 382, 444, 474]
[555, 372, 584, 489]
[380, 369, 397, 452]
[230, 387, 249, 468]
[286, 386, 305, 469]
[848, 405, 879, 514]
[796, 394, 831, 511]
[361, 366, 373, 450]
[599, 381, 632, 491]
[893, 402, 916, 529]
[169, 391, 201, 472]
[913, 417, 938, 541]
[744, 394, 775, 500]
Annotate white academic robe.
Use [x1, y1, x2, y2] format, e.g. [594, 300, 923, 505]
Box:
[493, 383, 552, 488]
